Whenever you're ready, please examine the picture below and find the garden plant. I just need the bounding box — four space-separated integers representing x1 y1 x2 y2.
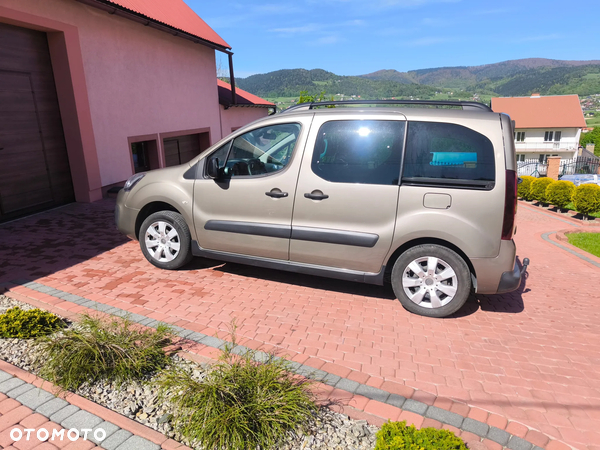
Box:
518 175 535 200
375 420 467 450
529 177 555 204
0 307 64 339
156 339 317 450
545 180 575 211
35 313 172 391
571 184 600 219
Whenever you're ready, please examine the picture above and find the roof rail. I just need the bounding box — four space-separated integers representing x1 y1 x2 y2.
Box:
280 99 492 113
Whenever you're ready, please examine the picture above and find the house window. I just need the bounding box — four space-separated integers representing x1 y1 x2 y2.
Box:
554 131 561 142
544 131 554 142
515 131 525 142
131 141 158 173
517 154 525 162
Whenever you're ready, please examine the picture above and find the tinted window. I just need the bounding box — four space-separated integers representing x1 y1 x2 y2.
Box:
312 120 404 185
402 121 495 187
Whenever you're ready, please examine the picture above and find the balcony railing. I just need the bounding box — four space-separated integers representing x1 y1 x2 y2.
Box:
515 142 578 151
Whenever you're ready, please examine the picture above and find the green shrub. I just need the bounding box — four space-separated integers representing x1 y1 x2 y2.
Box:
36 314 172 391
572 184 600 217
0 307 64 339
529 177 555 203
518 175 536 200
156 342 317 450
545 180 575 210
375 421 467 450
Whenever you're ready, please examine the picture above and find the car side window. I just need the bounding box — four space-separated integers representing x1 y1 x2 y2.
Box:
215 124 301 177
402 121 495 188
311 120 405 185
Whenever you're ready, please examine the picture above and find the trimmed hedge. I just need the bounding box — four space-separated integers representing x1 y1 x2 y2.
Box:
518 175 536 200
545 180 575 210
529 177 555 203
0 307 64 338
572 184 600 217
375 421 467 450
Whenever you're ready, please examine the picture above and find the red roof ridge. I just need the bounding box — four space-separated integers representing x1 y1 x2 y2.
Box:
97 0 230 49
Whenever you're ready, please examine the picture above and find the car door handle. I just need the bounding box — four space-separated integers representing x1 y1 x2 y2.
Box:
265 189 288 198
304 192 329 200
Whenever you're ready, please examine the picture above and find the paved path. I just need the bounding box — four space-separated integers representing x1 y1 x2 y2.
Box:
1 200 599 450
0 363 186 450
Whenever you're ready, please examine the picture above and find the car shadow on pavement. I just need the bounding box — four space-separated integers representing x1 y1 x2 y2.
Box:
186 258 398 300
451 256 529 317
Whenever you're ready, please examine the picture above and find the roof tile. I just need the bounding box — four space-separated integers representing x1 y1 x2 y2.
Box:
491 95 585 129
104 0 230 49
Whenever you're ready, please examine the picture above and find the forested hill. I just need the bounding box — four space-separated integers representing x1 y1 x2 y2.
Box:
236 68 440 99
234 59 600 100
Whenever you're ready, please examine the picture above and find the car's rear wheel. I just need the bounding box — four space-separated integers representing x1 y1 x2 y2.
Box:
391 244 471 318
139 211 193 270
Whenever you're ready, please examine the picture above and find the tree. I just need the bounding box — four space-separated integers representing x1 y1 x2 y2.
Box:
580 128 600 156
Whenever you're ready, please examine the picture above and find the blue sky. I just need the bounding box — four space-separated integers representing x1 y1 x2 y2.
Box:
187 0 600 78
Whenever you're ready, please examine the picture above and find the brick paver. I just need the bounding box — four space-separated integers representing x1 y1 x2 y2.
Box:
1 199 599 449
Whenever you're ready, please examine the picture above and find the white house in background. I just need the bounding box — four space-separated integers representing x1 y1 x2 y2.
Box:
491 94 586 162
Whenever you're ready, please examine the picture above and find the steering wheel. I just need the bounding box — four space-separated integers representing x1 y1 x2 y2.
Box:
247 158 266 175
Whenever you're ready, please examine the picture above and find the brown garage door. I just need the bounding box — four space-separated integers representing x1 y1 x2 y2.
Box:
164 133 209 167
0 22 74 223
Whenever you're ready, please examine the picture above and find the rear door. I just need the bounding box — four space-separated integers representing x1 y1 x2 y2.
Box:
290 115 406 273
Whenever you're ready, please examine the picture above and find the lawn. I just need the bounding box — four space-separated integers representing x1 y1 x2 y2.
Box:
564 202 600 218
567 232 600 257
585 116 600 128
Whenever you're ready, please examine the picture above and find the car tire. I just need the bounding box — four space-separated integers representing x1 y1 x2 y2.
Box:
391 244 471 318
139 211 193 270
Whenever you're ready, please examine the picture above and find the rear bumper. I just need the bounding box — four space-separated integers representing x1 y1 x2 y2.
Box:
497 258 529 294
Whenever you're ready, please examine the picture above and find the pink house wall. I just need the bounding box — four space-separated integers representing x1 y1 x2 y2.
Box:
1 0 223 190
219 106 270 138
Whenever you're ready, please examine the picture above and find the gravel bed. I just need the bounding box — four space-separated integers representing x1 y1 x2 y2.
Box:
0 294 378 450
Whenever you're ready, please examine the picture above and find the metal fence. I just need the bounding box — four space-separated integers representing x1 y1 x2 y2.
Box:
517 156 600 178
559 157 600 177
517 159 547 177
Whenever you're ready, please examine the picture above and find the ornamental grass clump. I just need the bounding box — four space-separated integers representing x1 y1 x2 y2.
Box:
0 307 65 339
545 180 575 211
529 177 555 204
571 184 600 219
36 313 172 391
518 175 535 200
375 421 467 450
155 341 317 450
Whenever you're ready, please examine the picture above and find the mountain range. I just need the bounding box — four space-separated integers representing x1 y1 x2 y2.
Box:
235 58 600 101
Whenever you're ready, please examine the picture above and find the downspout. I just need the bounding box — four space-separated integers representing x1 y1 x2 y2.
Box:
226 51 236 106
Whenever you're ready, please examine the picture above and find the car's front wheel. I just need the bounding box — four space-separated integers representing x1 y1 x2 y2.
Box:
139 211 193 270
391 244 471 318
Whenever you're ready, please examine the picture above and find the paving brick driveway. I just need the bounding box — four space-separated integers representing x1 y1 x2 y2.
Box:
1 200 599 450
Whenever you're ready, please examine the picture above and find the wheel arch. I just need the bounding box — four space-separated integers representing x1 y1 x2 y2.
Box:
135 201 182 240
384 238 477 289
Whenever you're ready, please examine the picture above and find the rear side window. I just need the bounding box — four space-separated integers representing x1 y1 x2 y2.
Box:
312 120 405 185
402 121 495 189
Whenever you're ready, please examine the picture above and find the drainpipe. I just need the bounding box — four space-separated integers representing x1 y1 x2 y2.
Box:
226 51 236 106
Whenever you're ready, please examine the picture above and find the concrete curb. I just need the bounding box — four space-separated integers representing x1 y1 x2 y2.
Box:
0 361 192 450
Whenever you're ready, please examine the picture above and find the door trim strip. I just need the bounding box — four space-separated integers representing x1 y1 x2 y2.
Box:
204 220 379 248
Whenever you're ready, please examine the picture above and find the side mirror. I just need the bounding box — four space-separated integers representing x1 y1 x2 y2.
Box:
207 158 220 179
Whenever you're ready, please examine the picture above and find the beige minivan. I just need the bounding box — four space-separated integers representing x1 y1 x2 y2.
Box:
115 100 528 318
